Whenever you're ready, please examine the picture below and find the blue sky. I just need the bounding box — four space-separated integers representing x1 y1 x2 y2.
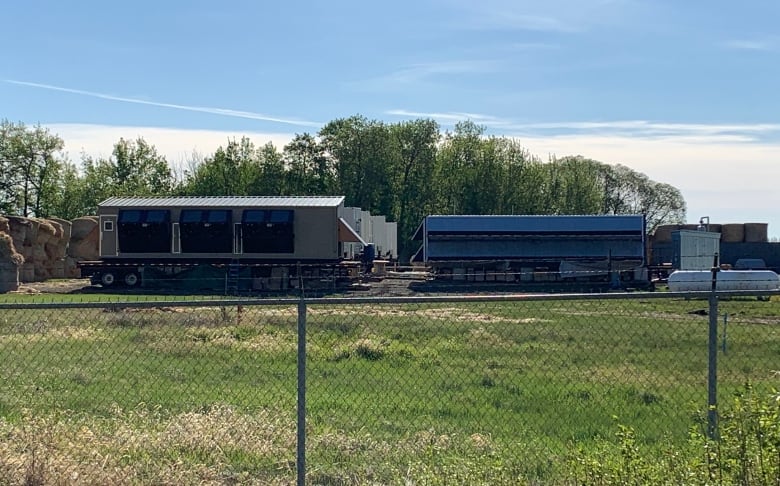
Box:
2 0 779 237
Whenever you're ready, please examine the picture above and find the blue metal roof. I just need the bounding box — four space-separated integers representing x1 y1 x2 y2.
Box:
99 196 346 208
422 215 645 235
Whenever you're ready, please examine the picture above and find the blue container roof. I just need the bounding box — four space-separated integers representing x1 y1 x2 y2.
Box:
412 215 645 239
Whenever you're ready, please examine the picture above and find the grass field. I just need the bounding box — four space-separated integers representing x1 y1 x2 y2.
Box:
0 293 778 483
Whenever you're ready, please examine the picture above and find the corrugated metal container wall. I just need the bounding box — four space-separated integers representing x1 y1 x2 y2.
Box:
386 222 398 260
371 215 388 257
338 206 364 259
672 230 721 270
421 215 646 262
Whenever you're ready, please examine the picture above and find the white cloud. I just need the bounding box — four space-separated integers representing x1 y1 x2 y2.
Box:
386 109 504 124
468 11 577 33
51 124 295 171
387 110 780 142
722 38 778 51
5 80 322 128
355 60 500 90
438 0 642 33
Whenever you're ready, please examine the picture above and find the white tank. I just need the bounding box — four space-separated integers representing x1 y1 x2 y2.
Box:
667 270 780 292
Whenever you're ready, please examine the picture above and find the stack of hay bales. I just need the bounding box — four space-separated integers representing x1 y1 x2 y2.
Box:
3 216 72 282
0 216 25 292
32 218 58 281
66 216 99 277
6 216 35 282
50 218 73 278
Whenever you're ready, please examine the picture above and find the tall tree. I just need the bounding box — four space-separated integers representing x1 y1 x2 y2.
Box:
182 137 259 195
552 156 604 214
595 162 686 232
251 142 286 195
319 115 394 214
46 161 90 220
435 121 487 214
283 133 334 195
110 137 173 195
495 138 547 214
388 119 440 259
78 137 173 213
0 120 66 217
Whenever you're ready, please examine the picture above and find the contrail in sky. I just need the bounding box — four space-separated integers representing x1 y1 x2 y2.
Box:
5 79 322 128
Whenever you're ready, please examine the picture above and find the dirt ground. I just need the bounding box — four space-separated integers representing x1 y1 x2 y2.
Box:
11 276 425 297
14 278 94 294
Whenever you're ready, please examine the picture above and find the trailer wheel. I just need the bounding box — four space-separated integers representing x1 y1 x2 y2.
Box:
100 272 116 287
123 272 140 287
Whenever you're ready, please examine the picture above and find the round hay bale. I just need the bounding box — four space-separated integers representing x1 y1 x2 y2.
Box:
721 224 745 243
653 224 679 242
68 238 99 260
68 217 99 259
71 216 98 241
34 219 56 246
706 223 722 234
43 220 67 260
744 223 768 243
50 217 72 241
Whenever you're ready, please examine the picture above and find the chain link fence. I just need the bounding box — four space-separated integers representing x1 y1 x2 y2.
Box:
1 291 779 484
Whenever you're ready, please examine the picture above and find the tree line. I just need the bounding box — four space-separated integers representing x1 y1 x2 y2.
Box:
0 116 686 260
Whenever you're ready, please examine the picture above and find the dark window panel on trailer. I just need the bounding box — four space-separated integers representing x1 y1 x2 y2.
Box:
242 209 295 253
179 209 233 253
117 209 171 253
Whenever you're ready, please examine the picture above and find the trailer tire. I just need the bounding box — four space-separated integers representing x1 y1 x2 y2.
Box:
124 272 140 287
101 272 116 287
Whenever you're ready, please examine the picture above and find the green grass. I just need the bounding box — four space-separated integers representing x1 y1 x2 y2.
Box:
0 295 778 483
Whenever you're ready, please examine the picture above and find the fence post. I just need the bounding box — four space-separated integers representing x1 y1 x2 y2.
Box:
297 298 307 485
707 258 719 439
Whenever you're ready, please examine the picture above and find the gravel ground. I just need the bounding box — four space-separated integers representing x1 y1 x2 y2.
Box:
14 278 94 294
11 276 425 297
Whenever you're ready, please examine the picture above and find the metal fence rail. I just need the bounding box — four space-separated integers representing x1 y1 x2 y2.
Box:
0 291 778 484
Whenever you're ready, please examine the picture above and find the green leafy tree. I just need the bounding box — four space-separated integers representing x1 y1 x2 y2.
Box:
388 119 440 259
283 133 334 195
79 137 173 213
182 137 260 195
46 161 90 220
551 156 604 214
0 120 66 217
320 115 394 215
595 162 686 232
435 121 487 214
495 138 547 214
251 142 286 195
